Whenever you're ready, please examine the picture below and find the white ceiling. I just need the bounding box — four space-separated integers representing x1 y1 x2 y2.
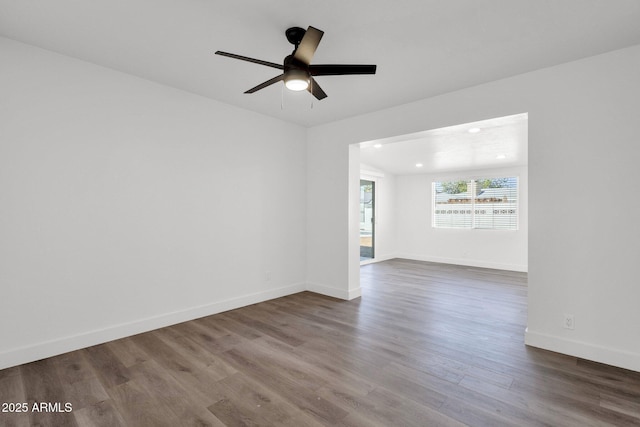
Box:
360 113 527 175
1 1 640 127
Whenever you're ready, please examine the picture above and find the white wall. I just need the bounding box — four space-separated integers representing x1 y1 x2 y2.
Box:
2 35 639 373
0 38 307 369
395 166 528 272
307 44 640 372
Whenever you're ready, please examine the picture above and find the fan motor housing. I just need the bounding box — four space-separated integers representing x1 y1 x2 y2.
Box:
283 55 310 86
284 55 307 72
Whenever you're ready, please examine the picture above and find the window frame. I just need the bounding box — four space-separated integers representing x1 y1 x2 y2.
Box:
431 175 519 231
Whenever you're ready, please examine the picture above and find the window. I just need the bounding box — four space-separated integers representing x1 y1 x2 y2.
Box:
432 177 518 230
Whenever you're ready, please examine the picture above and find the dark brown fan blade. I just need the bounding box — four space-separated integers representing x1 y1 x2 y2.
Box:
293 26 324 65
308 77 327 100
309 64 377 76
244 75 284 94
215 51 284 70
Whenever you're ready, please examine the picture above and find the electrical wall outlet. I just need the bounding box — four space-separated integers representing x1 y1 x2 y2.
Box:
563 313 575 330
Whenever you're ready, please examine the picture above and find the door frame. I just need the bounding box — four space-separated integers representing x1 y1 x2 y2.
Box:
359 176 377 263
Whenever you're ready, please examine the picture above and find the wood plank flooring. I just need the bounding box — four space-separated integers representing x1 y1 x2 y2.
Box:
2 258 640 426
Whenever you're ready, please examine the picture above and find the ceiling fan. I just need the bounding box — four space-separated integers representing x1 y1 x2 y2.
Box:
215 26 376 100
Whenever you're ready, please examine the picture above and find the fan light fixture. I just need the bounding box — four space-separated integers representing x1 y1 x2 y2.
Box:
284 69 310 91
215 26 377 100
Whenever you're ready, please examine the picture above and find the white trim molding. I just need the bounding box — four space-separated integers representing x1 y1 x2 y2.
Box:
305 282 361 301
0 282 305 371
525 328 640 373
0 281 366 370
396 253 528 273
360 254 396 266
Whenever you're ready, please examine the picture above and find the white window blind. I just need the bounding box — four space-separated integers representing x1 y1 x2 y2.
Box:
432 177 518 230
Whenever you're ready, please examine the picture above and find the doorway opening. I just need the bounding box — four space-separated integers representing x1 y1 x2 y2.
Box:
356 112 528 272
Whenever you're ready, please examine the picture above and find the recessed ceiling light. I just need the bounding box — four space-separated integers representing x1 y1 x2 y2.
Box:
416 163 423 168
496 154 506 159
374 143 382 148
468 127 481 134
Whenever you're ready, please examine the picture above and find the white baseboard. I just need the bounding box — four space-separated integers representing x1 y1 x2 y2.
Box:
360 254 395 266
348 287 362 300
396 253 528 272
525 328 640 373
0 282 305 371
305 282 361 300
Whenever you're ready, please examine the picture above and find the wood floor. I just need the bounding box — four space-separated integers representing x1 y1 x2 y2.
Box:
2 259 640 426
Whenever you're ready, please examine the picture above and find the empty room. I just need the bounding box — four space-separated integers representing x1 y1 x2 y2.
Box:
1 1 640 426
